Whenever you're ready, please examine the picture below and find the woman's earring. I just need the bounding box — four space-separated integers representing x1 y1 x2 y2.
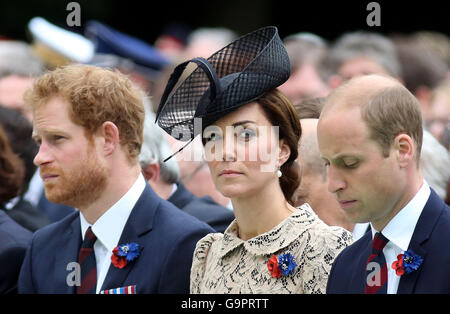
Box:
277 169 282 178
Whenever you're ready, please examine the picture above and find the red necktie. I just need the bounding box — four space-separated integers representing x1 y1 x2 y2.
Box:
77 227 97 294
365 232 389 294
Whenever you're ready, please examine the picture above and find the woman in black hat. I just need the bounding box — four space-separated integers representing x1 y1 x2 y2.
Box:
156 26 352 293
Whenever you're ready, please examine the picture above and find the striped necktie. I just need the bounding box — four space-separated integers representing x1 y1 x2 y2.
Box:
77 227 97 294
365 232 389 294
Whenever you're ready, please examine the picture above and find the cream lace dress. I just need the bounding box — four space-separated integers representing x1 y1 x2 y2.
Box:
190 203 353 294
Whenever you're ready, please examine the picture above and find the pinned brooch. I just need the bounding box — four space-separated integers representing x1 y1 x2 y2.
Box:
391 249 423 276
111 243 141 269
267 253 297 278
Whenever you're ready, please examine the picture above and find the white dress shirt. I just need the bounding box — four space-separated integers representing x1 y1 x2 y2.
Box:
352 222 370 241
79 173 146 294
370 180 430 294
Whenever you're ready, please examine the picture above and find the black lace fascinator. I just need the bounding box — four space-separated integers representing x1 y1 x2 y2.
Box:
155 26 291 160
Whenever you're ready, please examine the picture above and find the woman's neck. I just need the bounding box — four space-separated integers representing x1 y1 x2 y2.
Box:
231 182 295 241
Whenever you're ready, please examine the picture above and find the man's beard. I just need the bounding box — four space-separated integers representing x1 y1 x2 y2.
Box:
41 153 108 209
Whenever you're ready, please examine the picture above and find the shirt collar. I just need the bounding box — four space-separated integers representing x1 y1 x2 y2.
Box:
168 183 178 198
80 173 146 251
371 180 431 251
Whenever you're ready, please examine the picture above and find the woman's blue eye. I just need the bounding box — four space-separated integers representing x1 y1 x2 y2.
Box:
237 129 256 141
205 132 221 142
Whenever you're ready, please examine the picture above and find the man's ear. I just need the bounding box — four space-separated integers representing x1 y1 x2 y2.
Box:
393 133 415 168
279 139 291 167
101 121 120 157
142 163 160 182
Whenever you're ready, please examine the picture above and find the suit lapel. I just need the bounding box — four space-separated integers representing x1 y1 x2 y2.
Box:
350 234 372 293
54 213 81 293
99 221 140 291
100 184 159 292
396 239 427 294
397 189 444 294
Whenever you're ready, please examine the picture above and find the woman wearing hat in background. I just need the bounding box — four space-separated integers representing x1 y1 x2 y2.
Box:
156 26 353 293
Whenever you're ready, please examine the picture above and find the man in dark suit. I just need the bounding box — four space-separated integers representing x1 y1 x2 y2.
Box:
18 64 213 294
1 203 32 294
318 74 450 294
139 108 234 233
167 182 233 233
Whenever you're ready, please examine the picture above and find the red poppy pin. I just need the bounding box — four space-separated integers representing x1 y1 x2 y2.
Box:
111 242 141 269
391 249 423 276
267 253 297 278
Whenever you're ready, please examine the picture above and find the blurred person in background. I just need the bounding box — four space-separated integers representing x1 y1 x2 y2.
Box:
1 36 78 223
295 118 355 233
420 129 450 201
84 19 169 94
0 106 50 231
0 125 32 294
139 105 234 233
325 31 402 88
0 40 45 121
392 36 448 129
153 22 191 61
292 96 324 120
168 136 233 208
405 31 450 148
181 27 238 63
409 31 450 77
428 79 450 149
279 32 330 104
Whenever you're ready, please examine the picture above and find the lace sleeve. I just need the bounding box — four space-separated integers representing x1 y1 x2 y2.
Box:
299 225 353 294
190 233 222 294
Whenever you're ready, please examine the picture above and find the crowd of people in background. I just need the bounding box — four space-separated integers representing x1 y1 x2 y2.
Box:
0 16 449 294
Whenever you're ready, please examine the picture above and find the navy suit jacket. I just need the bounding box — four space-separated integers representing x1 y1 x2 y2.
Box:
168 182 234 233
0 210 32 294
327 189 450 294
3 197 50 232
18 184 214 294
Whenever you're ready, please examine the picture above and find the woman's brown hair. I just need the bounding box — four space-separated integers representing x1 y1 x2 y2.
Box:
257 89 302 205
0 125 25 204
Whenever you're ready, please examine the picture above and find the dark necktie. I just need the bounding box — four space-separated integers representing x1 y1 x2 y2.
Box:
77 226 97 294
365 232 389 294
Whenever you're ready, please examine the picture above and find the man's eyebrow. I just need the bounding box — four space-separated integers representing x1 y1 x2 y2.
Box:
32 128 70 139
320 154 361 163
